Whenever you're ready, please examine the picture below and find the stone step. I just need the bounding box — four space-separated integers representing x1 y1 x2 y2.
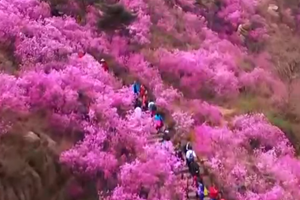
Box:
187 191 196 199
187 192 210 200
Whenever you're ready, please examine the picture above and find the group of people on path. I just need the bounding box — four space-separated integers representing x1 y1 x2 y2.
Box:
78 57 227 200
132 81 226 200
133 81 165 131
180 142 226 200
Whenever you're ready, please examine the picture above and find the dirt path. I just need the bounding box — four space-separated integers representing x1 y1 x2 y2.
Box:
169 102 237 199
147 132 210 200
216 106 236 127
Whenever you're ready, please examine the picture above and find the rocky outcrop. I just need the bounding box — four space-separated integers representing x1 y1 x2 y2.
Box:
0 131 70 200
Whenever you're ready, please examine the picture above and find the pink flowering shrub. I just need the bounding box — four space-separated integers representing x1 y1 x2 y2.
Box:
218 0 258 26
194 114 299 199
154 35 243 98
189 100 223 125
148 0 206 45
109 145 186 200
0 56 130 134
172 111 194 135
119 0 152 44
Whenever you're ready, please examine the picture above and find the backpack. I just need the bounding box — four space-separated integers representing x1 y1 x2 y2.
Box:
187 150 195 161
133 84 139 93
204 187 208 196
197 183 204 196
190 161 199 174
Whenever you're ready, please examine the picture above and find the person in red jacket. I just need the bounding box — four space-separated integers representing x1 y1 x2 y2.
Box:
100 58 108 72
209 184 218 200
140 84 146 97
141 91 148 111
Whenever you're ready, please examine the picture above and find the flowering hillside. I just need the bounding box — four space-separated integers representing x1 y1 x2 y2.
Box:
0 0 300 199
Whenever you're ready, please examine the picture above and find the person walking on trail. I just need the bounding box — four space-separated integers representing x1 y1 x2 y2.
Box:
100 58 108 72
155 118 163 131
140 84 146 97
154 113 164 131
134 106 142 118
133 81 140 96
190 160 200 177
209 184 219 200
189 160 200 186
148 100 157 116
141 91 148 111
197 180 208 200
161 129 171 142
186 145 196 169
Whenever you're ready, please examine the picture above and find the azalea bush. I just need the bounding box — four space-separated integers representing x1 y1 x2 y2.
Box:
154 36 243 99
194 114 299 200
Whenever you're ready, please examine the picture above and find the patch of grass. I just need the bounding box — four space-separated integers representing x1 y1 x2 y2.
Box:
266 111 293 133
235 92 296 141
236 93 293 132
236 94 261 113
265 110 300 153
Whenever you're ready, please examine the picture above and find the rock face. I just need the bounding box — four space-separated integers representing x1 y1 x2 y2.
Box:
0 132 70 200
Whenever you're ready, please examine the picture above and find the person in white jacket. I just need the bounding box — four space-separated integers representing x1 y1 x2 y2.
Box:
134 106 142 118
186 145 196 170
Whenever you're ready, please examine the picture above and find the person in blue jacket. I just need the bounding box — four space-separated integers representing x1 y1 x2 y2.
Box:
197 181 207 200
154 113 163 121
154 113 164 130
133 81 140 95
